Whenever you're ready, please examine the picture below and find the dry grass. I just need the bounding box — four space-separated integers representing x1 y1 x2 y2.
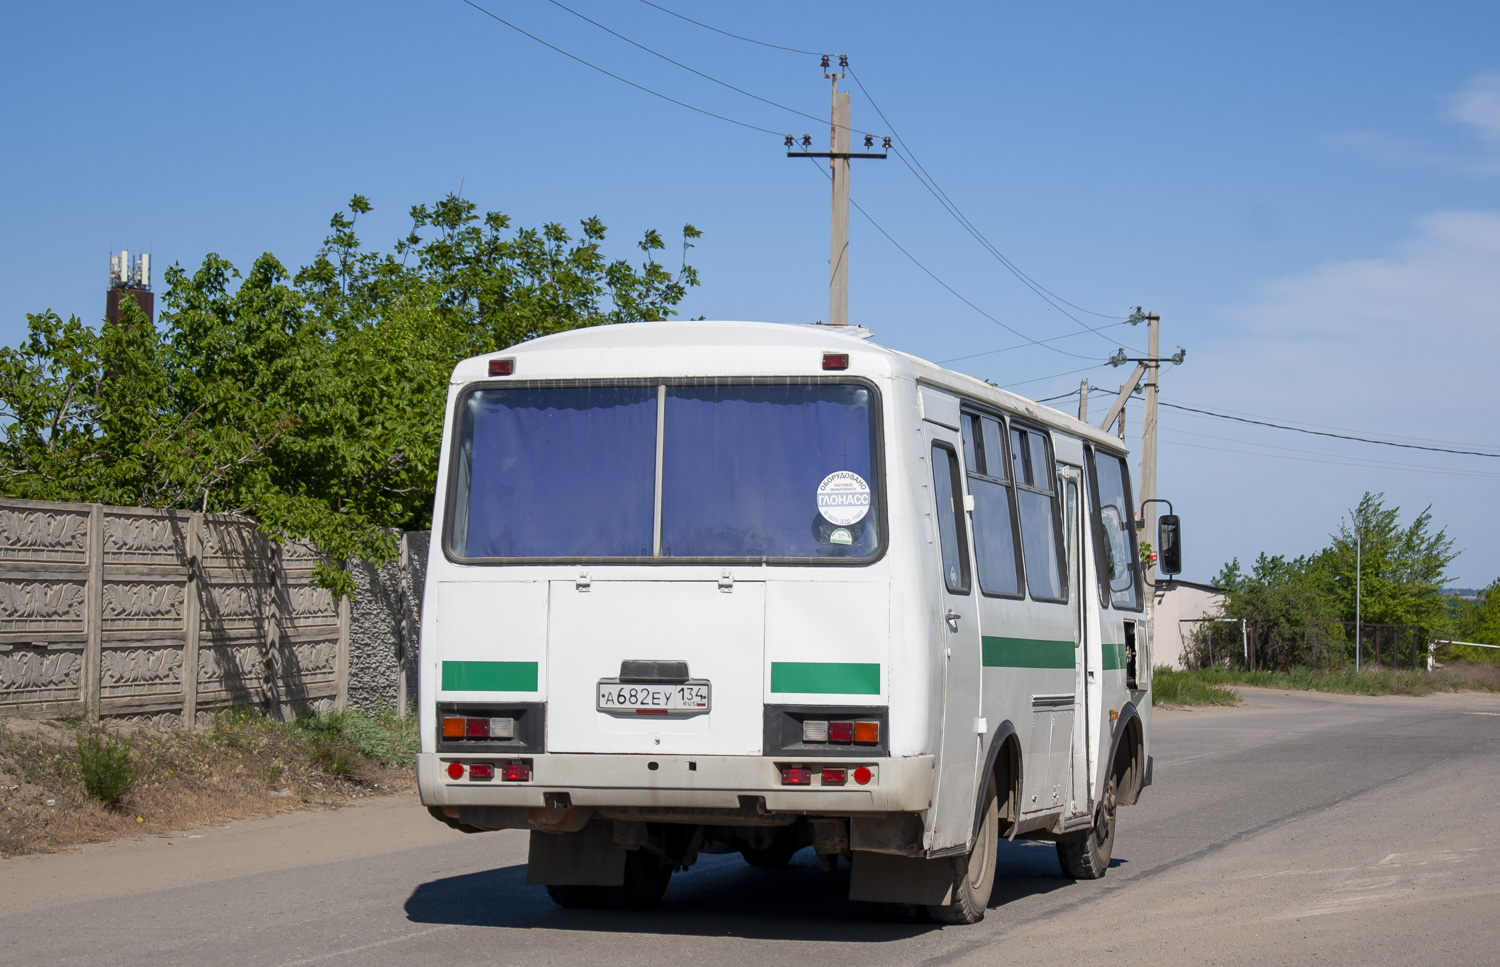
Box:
0 709 416 858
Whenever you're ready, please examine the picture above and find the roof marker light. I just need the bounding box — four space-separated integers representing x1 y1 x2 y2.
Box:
489 358 515 376
822 352 849 371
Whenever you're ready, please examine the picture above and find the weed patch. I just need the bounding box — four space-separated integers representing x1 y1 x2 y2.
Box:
0 708 416 858
1152 668 1240 706
1163 662 1500 698
76 728 135 807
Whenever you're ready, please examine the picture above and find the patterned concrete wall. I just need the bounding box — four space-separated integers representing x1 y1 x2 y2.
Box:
0 498 348 725
347 532 427 715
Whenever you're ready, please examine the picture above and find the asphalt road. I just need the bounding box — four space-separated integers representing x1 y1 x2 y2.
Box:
4 687 1500 967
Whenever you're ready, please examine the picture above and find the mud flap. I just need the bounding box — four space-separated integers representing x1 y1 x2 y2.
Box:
526 824 627 886
848 851 955 905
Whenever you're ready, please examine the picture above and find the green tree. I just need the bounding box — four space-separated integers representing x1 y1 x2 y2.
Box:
0 194 701 593
1313 492 1457 632
1211 553 1342 669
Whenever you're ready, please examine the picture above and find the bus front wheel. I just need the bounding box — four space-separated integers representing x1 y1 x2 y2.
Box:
1057 775 1116 879
928 775 999 924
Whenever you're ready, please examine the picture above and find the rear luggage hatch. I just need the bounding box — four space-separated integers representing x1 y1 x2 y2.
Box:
545 579 765 756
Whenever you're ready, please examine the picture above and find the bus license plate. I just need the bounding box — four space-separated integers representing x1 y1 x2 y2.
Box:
597 681 710 714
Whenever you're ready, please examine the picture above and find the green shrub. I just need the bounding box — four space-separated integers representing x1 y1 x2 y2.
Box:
76 728 135 807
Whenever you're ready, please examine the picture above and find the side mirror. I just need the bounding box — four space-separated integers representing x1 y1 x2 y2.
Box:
1157 514 1182 576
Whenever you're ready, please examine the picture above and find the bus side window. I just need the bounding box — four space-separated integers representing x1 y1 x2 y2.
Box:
931 443 971 594
963 412 1022 597
1087 448 1142 611
1010 424 1067 603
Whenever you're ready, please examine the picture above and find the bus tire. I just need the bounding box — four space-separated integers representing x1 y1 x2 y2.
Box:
545 884 605 908
928 775 999 924
601 849 674 910
741 835 803 869
1057 775 1116 880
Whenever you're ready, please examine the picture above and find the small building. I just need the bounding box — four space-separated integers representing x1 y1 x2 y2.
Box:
1151 579 1227 670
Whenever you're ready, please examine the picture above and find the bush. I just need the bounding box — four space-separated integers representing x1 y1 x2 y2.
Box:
76 728 135 807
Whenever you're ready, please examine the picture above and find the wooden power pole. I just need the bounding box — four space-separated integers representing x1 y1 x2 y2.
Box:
785 56 887 327
1098 312 1184 582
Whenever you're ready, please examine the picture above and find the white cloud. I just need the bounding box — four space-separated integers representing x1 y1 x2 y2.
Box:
1234 210 1500 342
1331 69 1500 174
1448 71 1500 143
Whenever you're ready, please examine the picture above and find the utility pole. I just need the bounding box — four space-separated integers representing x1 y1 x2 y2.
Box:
1140 313 1161 569
1078 380 1089 422
1098 310 1185 582
785 55 887 327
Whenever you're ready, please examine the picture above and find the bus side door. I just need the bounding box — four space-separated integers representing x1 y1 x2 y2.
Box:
921 388 983 852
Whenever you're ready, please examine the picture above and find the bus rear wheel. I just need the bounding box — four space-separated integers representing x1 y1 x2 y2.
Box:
1057 775 1116 880
928 775 999 924
544 849 674 910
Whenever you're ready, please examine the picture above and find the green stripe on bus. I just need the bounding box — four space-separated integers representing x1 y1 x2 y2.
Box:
441 661 539 692
770 662 881 695
1103 643 1127 670
981 636 1075 669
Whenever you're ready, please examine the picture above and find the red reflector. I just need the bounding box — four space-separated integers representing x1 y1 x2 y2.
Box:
828 721 854 743
465 718 488 737
781 767 813 786
853 766 872 785
821 768 847 785
854 720 880 744
500 764 532 782
488 358 515 376
822 352 849 371
635 709 669 716
469 763 495 780
446 762 464 780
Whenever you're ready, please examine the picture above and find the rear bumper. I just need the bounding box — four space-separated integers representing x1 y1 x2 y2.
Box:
417 752 935 814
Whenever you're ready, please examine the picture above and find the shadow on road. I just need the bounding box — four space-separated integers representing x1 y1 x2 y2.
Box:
405 839 1078 940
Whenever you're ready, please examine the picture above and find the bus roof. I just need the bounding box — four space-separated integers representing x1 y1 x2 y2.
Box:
455 320 1128 454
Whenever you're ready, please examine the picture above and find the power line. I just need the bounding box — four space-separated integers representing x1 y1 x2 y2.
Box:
800 157 1103 361
845 64 1143 351
634 0 822 56
1161 437 1500 479
1165 397 1490 450
1158 400 1500 458
455 0 784 136
539 0 873 137
617 1 1137 347
1001 364 1109 390
1161 425 1500 478
937 329 1110 364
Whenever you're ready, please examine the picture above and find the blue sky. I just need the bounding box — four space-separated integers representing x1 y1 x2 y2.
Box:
5 1 1499 586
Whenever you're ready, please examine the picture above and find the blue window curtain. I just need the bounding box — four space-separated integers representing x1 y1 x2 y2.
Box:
661 384 877 558
458 386 657 557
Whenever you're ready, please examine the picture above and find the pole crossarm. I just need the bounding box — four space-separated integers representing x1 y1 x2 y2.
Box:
1096 361 1147 432
786 151 889 159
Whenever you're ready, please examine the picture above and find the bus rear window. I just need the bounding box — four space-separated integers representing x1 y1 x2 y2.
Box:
448 382 881 562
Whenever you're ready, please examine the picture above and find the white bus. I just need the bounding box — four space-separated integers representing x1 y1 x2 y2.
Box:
418 320 1170 923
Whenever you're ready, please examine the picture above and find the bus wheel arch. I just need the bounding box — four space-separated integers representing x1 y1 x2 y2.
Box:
972 725 1022 842
1110 706 1145 807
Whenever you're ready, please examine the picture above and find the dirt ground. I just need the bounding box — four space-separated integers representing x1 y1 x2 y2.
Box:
0 714 414 858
